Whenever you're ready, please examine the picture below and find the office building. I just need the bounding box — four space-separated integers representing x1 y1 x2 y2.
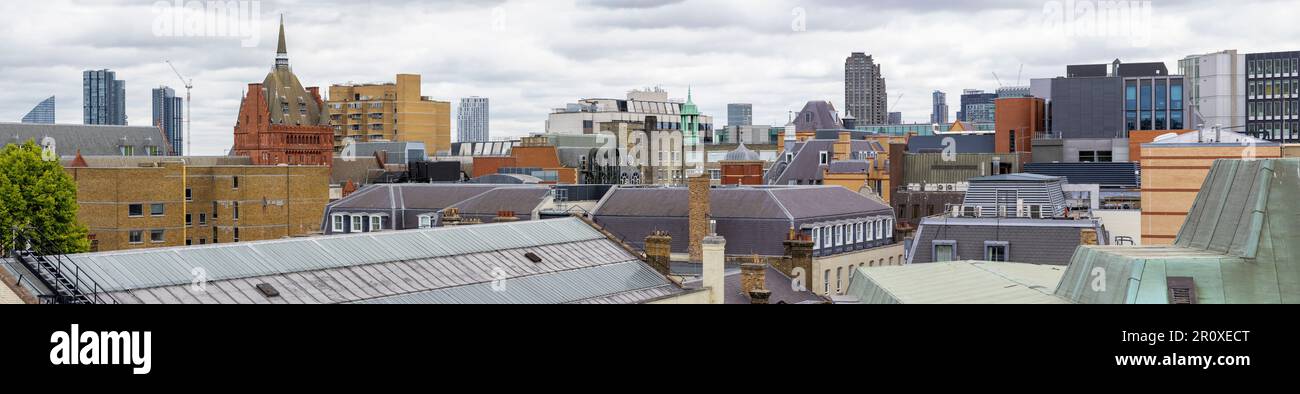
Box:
20 96 55 124
456 96 490 143
931 90 948 125
1046 60 1184 139
152 86 184 155
231 18 334 166
1245 51 1300 142
1178 50 1246 131
83 69 127 125
888 112 902 125
727 103 752 127
545 88 714 136
844 52 888 124
326 74 452 154
61 155 330 252
958 89 996 123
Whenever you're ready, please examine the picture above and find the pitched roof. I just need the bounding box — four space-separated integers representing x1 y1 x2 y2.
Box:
842 261 1068 304
64 218 681 304
1055 159 1300 304
970 173 1062 182
592 185 890 221
1 122 170 157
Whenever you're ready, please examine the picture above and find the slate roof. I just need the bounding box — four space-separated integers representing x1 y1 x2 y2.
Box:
792 101 843 131
766 139 883 184
56 218 683 304
592 185 894 256
322 184 554 232
909 217 1107 265
1 122 171 157
680 264 827 304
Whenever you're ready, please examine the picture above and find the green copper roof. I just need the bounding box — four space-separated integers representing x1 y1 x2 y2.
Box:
680 87 700 116
1056 159 1300 304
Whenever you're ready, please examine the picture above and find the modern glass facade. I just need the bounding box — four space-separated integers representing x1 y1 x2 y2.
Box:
152 87 183 155
83 69 127 125
726 103 752 127
457 96 490 143
21 96 55 124
1124 76 1184 131
1245 51 1300 142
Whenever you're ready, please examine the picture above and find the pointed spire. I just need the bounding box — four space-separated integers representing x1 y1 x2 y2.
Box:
275 14 289 68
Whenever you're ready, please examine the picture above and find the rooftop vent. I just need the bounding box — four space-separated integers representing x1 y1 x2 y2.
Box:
255 283 281 298
1167 277 1197 304
524 252 543 263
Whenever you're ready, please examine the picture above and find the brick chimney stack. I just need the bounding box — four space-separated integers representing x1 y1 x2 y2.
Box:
688 174 711 262
442 208 463 226
778 228 815 292
741 255 770 305
495 210 520 223
644 231 672 276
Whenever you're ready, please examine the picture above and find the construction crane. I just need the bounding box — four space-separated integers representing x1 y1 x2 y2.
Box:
166 61 193 156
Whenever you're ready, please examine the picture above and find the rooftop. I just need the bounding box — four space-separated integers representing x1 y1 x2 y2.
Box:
41 218 683 304
841 261 1067 304
1056 159 1300 304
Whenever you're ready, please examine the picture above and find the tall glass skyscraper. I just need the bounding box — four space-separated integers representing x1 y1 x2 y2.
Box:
727 103 752 127
931 90 948 125
457 97 490 143
152 86 184 155
83 69 127 125
21 96 55 124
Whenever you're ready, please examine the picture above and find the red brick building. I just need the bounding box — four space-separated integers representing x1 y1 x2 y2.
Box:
994 97 1045 154
232 18 333 167
719 143 764 185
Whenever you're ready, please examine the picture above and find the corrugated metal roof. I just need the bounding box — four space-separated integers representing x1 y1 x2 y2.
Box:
1023 162 1141 188
843 261 1068 304
72 218 608 292
89 218 683 304
355 262 674 304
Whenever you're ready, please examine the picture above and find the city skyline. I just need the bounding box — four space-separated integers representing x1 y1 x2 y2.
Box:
2 0 1299 155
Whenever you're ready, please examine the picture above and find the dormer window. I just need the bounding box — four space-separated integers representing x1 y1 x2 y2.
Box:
819 151 829 165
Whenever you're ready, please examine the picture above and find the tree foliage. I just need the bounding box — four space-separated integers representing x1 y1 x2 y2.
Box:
0 140 89 255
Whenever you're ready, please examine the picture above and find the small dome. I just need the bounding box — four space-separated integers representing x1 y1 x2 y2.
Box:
723 142 761 161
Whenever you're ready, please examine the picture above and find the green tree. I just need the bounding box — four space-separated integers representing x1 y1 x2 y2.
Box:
0 140 89 255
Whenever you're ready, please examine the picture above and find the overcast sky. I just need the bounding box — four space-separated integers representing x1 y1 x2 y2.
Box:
2 0 1297 155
